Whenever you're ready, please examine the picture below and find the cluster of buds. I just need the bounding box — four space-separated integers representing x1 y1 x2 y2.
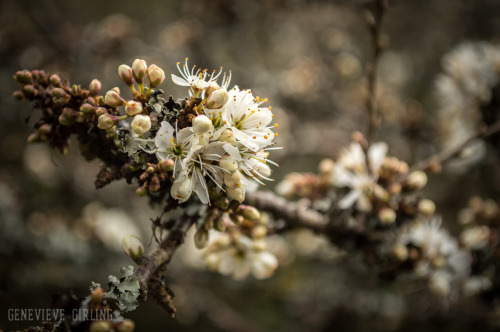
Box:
97 59 166 135
458 196 498 251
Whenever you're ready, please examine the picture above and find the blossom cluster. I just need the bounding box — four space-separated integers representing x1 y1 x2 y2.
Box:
96 58 280 205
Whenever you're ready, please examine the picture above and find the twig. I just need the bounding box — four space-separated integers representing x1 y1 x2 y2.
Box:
244 191 328 232
132 214 196 302
365 0 388 143
408 120 500 174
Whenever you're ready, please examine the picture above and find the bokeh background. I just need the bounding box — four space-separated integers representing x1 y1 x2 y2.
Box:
1 0 500 331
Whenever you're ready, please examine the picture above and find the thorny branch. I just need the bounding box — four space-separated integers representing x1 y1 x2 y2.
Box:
364 0 388 143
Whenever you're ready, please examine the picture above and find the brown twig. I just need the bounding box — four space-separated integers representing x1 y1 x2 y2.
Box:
408 120 500 174
365 0 388 143
132 214 196 303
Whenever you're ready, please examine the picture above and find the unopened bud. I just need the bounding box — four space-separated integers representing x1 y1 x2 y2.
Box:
171 176 192 202
418 199 436 216
461 226 490 250
13 90 25 100
224 171 242 189
97 113 116 130
90 287 104 306
238 205 261 221
252 225 267 238
318 158 335 176
230 213 244 224
118 64 134 86
49 74 62 87
205 82 220 96
392 245 408 261
147 64 165 87
158 159 175 172
220 155 238 173
378 207 396 225
132 59 148 83
52 87 68 98
13 70 33 84
214 196 230 210
105 90 124 107
406 171 428 190
95 107 107 117
27 132 40 143
219 129 236 145
71 84 79 96
227 186 245 202
206 89 229 109
111 87 120 94
429 274 450 297
90 321 112 332
80 103 94 114
21 85 37 97
136 185 148 196
116 319 135 332
194 228 209 249
125 100 143 116
122 235 144 261
214 217 226 231
253 162 272 178
89 79 102 96
131 115 151 135
193 115 212 134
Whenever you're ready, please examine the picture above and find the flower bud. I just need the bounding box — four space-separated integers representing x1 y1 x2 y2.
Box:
97 113 116 130
220 155 238 173
136 185 148 196
49 74 62 87
214 196 230 210
125 100 143 116
122 235 144 262
147 64 165 88
90 321 112 332
105 90 125 107
171 176 192 202
252 225 267 238
59 108 79 126
90 287 104 306
13 70 33 84
224 171 242 189
253 162 272 178
118 64 134 86
95 107 107 117
392 245 408 261
229 213 244 224
219 129 236 146
193 115 212 134
89 79 102 96
22 85 37 98
205 82 220 96
111 87 120 94
194 228 209 249
418 199 436 216
80 103 94 114
131 115 152 135
428 274 450 296
206 89 229 109
378 208 396 225
158 159 175 172
13 90 25 100
406 171 428 190
227 186 245 202
132 59 147 83
238 205 261 221
214 217 226 232
52 87 68 98
116 319 135 332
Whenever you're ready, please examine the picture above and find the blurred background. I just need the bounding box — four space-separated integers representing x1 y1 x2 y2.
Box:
1 0 500 330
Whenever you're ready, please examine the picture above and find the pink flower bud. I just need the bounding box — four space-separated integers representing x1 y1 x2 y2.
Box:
147 64 165 88
125 100 143 116
158 159 175 172
89 79 102 96
52 87 68 98
132 59 147 83
49 74 62 87
97 113 116 130
206 89 229 109
104 90 124 107
118 64 134 86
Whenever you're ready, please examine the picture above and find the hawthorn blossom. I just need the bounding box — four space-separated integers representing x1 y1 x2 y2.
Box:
155 121 192 174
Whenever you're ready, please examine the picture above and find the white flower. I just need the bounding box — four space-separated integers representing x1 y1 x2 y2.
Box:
332 142 388 210
206 234 279 280
222 87 276 152
171 58 231 97
154 121 192 173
